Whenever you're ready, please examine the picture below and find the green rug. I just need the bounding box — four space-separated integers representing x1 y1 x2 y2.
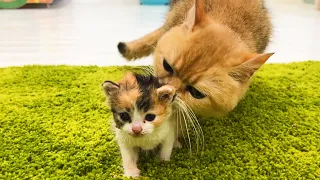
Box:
0 62 319 179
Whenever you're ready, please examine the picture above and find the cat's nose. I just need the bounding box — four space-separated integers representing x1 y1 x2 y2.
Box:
132 123 142 134
167 77 182 90
161 77 181 90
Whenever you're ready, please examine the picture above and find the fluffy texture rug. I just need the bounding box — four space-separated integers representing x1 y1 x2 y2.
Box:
1 62 320 179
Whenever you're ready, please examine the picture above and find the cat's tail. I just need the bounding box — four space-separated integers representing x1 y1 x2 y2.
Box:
117 26 166 60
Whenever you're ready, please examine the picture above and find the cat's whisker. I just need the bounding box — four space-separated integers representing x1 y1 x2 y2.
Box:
180 105 200 153
145 67 155 75
175 110 179 141
176 98 205 152
175 102 190 147
186 111 204 151
139 66 155 76
180 105 192 155
177 106 188 150
176 102 200 152
132 53 139 60
151 44 157 51
179 100 205 151
177 109 187 143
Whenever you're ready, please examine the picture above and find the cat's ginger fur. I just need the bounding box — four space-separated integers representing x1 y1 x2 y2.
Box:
118 0 273 117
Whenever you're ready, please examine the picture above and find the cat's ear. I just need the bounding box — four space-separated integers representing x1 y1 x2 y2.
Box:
157 85 176 104
229 53 274 82
102 81 120 96
183 0 205 31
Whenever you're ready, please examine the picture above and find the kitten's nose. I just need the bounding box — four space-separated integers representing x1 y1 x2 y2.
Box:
132 123 142 135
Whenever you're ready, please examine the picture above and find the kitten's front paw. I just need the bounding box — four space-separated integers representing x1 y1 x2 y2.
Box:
124 168 140 178
160 153 171 162
173 139 182 149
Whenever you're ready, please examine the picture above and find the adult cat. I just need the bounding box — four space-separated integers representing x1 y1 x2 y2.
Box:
118 0 273 117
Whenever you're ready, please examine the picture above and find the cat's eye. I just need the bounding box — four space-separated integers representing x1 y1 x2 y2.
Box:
186 85 206 99
163 59 174 75
119 112 131 122
145 114 156 121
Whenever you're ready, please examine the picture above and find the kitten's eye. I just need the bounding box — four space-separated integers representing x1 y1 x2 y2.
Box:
119 112 131 122
186 85 206 99
163 59 174 75
145 114 156 121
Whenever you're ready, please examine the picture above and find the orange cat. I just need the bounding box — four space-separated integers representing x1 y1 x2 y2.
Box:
118 0 273 117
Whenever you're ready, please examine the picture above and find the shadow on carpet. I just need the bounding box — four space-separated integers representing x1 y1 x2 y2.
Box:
0 61 319 179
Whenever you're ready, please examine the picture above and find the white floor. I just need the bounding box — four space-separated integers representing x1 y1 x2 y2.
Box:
0 0 319 67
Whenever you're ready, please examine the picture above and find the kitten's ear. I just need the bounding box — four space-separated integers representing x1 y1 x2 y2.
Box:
157 85 176 104
183 0 205 31
102 81 120 96
123 72 137 85
229 53 274 82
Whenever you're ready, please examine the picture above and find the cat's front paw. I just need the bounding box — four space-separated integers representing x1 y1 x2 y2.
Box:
124 167 140 178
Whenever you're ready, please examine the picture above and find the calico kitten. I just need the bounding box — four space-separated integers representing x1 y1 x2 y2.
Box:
117 0 273 117
102 73 181 178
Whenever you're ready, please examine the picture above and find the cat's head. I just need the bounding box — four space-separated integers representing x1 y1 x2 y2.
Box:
102 73 176 136
153 1 273 117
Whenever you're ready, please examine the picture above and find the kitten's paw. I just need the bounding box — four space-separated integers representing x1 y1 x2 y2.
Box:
160 154 171 162
160 156 171 162
124 168 140 178
174 140 182 149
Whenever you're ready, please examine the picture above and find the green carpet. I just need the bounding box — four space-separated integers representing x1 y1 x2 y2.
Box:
1 62 320 179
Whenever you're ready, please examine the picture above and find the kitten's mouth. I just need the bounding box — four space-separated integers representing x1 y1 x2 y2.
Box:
130 133 145 137
172 94 177 102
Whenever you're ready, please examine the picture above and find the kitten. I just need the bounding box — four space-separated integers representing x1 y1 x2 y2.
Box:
117 0 274 117
102 73 180 178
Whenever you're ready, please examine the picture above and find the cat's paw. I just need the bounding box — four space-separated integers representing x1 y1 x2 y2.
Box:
173 140 182 149
124 168 140 178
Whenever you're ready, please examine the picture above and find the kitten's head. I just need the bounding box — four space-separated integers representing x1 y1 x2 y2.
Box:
102 73 176 136
153 0 273 117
